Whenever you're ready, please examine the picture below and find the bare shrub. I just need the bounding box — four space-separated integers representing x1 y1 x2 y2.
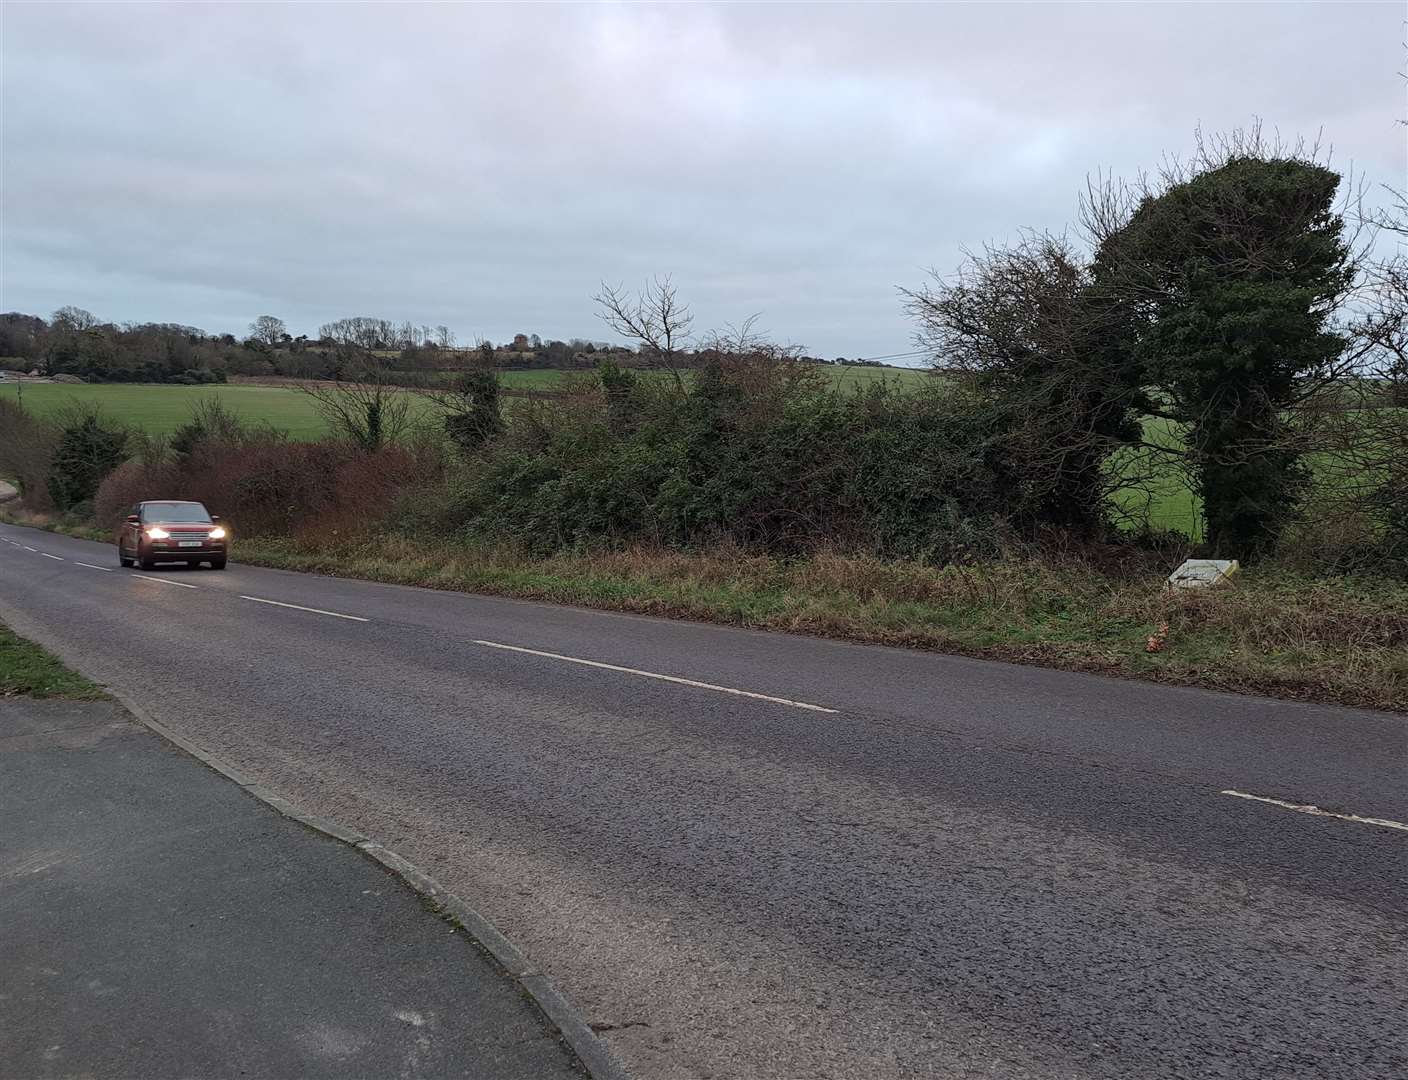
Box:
95 437 420 541
594 275 694 390
0 398 59 510
299 358 414 452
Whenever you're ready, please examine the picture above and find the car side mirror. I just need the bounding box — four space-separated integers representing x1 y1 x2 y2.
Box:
210 515 221 523
126 515 140 524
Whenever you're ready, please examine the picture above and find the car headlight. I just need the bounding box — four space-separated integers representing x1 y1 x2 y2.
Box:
208 527 226 540
146 527 169 539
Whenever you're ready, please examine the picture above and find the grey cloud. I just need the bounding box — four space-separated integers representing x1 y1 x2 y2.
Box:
2 2 1400 357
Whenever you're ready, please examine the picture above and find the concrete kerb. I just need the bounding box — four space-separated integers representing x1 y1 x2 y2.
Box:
102 684 632 1080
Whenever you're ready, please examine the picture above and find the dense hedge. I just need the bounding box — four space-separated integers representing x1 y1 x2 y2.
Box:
405 361 1041 561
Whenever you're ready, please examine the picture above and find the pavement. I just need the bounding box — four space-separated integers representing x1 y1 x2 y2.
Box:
0 521 1405 1080
0 695 583 1080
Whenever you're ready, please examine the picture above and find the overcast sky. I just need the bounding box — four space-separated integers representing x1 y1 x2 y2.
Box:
2 2 1402 360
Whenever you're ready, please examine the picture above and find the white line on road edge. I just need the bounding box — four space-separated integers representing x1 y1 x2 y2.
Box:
22 545 36 551
76 562 115 572
239 595 370 622
132 574 199 589
1220 790 1408 833
473 639 839 713
41 553 63 561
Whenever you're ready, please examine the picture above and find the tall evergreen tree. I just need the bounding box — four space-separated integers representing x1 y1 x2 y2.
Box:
1095 155 1351 557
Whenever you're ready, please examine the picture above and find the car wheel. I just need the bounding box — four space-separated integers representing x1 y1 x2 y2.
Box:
138 552 156 570
118 545 134 568
210 558 227 570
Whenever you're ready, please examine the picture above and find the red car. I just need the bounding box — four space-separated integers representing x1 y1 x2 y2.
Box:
118 500 228 570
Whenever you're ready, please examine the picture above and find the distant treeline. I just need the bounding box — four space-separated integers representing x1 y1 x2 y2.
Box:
0 308 852 386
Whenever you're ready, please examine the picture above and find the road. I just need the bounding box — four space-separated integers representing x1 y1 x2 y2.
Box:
1 521 1404 1080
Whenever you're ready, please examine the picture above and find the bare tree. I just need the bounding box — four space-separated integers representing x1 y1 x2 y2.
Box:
902 232 1154 536
594 275 694 389
51 306 99 332
1289 189 1408 564
0 397 60 509
248 315 287 347
298 357 413 452
319 317 396 351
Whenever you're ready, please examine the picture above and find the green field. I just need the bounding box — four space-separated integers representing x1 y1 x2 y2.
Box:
0 365 934 435
1111 418 1202 539
0 382 336 439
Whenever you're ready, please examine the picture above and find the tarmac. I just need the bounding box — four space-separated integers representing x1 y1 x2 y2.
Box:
0 696 585 1079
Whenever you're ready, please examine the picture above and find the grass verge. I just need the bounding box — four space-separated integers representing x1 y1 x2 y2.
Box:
4 508 1403 712
0 622 105 699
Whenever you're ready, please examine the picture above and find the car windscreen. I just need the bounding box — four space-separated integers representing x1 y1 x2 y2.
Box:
143 503 211 523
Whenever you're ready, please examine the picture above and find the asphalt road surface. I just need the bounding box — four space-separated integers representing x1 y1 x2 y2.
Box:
2 522 1404 1080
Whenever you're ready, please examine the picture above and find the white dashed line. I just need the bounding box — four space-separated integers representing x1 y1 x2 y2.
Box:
22 545 36 552
41 553 63 561
76 562 115 573
132 574 199 589
1220 790 1408 833
472 639 839 713
239 595 369 622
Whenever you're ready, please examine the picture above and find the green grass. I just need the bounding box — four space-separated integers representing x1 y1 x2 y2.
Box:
0 365 935 437
1110 417 1202 539
0 382 336 439
825 364 933 390
498 369 587 389
0 622 106 699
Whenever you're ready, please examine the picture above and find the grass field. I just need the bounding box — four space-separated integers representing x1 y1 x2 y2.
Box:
1111 418 1202 539
0 382 336 439
0 365 934 440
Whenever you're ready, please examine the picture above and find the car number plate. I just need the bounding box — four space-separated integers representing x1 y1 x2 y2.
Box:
178 540 202 548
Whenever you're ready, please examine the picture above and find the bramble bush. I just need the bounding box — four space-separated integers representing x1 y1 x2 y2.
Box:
95 402 424 538
406 357 1030 561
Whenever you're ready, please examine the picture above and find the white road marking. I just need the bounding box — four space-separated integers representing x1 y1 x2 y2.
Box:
41 553 63 561
22 545 36 551
132 574 199 589
1220 790 1408 833
76 562 114 573
472 639 839 713
239 595 370 622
